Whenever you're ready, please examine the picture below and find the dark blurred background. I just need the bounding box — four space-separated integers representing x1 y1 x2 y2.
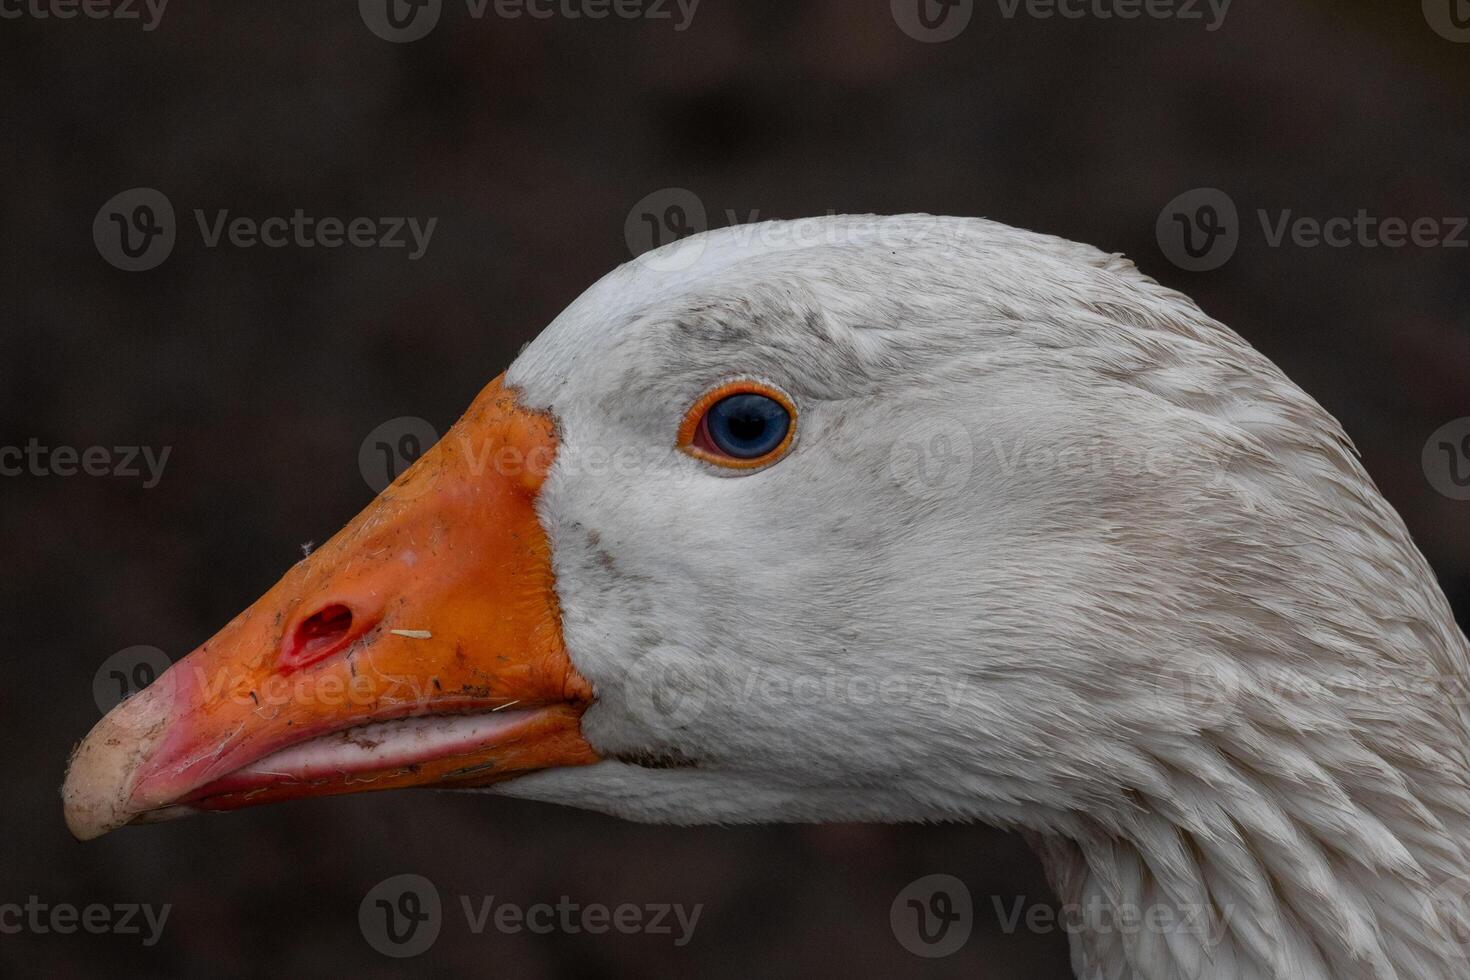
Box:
2 1 1467 976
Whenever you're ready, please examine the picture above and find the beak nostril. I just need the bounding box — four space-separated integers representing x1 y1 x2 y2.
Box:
280 604 357 671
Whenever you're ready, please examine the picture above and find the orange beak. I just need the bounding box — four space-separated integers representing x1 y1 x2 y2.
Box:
62 376 599 840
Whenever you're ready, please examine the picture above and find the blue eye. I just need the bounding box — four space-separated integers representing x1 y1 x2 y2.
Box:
680 383 798 469
704 393 791 460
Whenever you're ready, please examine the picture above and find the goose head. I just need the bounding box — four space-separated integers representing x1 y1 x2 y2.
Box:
64 215 1470 978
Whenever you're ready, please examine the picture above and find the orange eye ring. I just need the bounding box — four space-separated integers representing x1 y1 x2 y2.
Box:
678 380 799 470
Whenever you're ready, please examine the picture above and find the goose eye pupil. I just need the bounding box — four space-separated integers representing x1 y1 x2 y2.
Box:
728 415 765 441
707 393 790 460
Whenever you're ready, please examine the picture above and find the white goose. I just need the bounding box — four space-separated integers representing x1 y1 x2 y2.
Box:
65 214 1470 980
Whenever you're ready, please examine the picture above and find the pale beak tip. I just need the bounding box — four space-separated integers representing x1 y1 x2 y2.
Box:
62 681 175 841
